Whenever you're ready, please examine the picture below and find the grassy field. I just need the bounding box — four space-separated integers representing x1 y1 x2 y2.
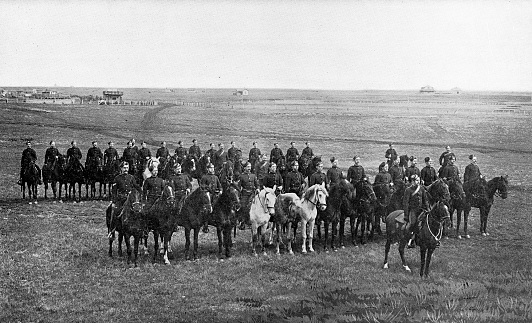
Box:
1 89 532 322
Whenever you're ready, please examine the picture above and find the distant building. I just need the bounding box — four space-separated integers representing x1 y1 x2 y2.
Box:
101 89 124 105
233 89 249 96
450 87 461 94
420 85 435 93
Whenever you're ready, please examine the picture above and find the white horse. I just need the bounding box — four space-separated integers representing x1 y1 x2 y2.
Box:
142 157 161 181
249 187 277 256
298 183 328 253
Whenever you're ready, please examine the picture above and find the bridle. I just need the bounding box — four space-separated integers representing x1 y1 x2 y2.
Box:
303 187 327 209
258 190 275 214
425 201 450 242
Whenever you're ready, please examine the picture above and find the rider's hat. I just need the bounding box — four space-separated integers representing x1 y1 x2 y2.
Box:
409 174 419 182
353 155 359 161
424 157 431 163
409 155 416 161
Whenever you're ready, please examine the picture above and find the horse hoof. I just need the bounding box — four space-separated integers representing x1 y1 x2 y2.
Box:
309 248 315 253
262 252 267 257
383 263 389 269
28 202 32 205
301 250 307 254
481 233 487 237
59 200 63 203
403 265 411 272
465 235 471 239
485 232 490 236
164 260 170 265
457 235 462 239
289 251 294 255
253 253 258 258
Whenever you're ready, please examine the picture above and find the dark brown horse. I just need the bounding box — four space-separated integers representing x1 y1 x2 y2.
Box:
85 156 105 199
106 189 144 267
316 179 355 251
176 188 213 260
463 176 508 236
208 183 241 259
383 201 450 277
65 158 85 201
352 179 377 244
21 160 40 202
103 157 120 199
373 181 393 234
443 178 467 238
42 155 66 200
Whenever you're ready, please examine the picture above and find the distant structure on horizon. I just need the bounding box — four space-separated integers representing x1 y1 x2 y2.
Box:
420 85 435 93
233 89 249 96
450 87 461 94
100 89 124 105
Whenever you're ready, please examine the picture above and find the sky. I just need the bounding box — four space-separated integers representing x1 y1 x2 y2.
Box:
1 0 531 91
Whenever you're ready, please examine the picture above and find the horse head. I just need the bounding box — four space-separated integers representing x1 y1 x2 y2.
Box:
199 189 213 214
303 184 328 211
259 187 277 215
163 185 175 205
129 189 143 214
227 183 241 212
496 175 509 199
430 201 451 229
445 178 466 200
354 180 376 203
428 179 450 204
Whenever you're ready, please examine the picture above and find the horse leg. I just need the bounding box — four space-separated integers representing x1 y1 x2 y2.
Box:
455 207 462 239
323 219 329 251
287 222 294 255
350 216 357 246
483 206 492 236
274 222 281 255
383 237 391 269
184 227 191 260
251 223 258 257
301 219 308 254
108 231 115 257
152 230 159 263
419 247 426 277
124 233 132 265
163 232 171 265
308 218 315 252
463 208 470 238
260 225 267 256
339 217 345 248
424 248 434 278
398 233 411 272
224 226 232 258
216 226 223 259
133 234 140 267
117 231 124 256
332 219 338 251
193 228 199 260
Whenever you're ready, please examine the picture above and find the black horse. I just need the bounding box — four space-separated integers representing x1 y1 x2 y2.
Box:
103 158 120 198
65 159 85 201
106 189 145 267
208 183 241 259
352 179 377 244
42 155 66 200
373 181 393 234
383 201 450 277
85 156 105 199
444 178 467 238
463 176 508 236
386 180 407 215
181 155 199 182
158 155 179 180
21 160 40 202
316 179 355 251
426 178 451 205
176 188 213 260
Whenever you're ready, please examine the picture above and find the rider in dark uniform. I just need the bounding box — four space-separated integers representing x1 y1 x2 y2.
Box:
464 154 482 183
301 142 314 160
438 146 456 177
286 142 299 164
104 141 119 166
374 162 392 186
227 141 239 163
326 157 342 187
66 141 82 170
248 142 261 173
166 163 192 213
86 141 103 167
385 143 398 168
388 158 405 186
213 143 228 174
254 154 269 188
238 162 259 230
404 156 421 183
309 161 327 188
420 157 437 186
111 161 141 215
142 166 165 209
439 155 461 182
270 143 284 166
188 139 202 161
263 162 283 195
45 141 61 165
284 161 305 197
19 141 40 185
175 141 188 160
199 163 222 233
156 141 169 160
122 141 137 176
206 143 216 161
347 155 366 185
403 174 430 248
138 141 152 172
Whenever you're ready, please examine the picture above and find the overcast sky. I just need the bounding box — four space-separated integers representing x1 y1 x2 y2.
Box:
1 0 531 91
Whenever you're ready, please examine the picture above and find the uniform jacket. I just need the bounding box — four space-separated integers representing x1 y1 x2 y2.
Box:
142 176 165 200
464 163 481 183
175 147 187 159
270 147 284 164
156 147 169 159
87 147 103 163
113 173 140 197
45 147 61 164
239 172 259 194
67 147 82 163
326 167 342 186
403 184 429 216
439 164 460 181
104 148 119 164
302 147 314 158
188 145 201 160
347 165 365 184
309 171 327 187
122 147 137 163
388 165 404 184
21 148 37 166
263 172 283 189
420 166 437 185
286 147 299 162
439 151 456 167
167 173 192 191
404 166 421 181
248 148 261 163
284 170 305 193
374 172 392 185
200 173 222 193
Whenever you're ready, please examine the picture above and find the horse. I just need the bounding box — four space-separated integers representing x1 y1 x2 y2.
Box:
352 179 378 244
42 155 65 200
141 157 160 184
297 155 311 178
106 189 145 267
144 184 178 264
275 156 289 180
305 156 322 181
386 180 407 215
426 178 451 205
21 160 40 202
103 157 120 198
181 155 198 181
217 161 234 191
463 176 508 236
443 178 467 238
399 154 410 169
65 158 85 201
197 154 212 179
316 179 355 251
273 192 301 255
209 183 241 259
158 154 179 180
85 156 105 199
249 187 277 256
383 201 450 277
176 188 213 260
373 181 393 234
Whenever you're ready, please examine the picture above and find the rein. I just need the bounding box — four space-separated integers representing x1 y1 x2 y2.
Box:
258 190 274 214
425 202 448 242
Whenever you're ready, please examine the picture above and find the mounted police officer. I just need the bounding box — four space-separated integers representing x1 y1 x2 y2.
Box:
374 162 392 186
142 165 165 209
347 155 366 185
86 141 103 167
156 141 169 160
138 141 152 172
227 141 239 163
385 143 398 168
439 155 460 182
284 160 306 197
309 161 327 188
188 139 202 161
206 143 216 161
66 141 82 170
326 157 342 187
122 141 137 176
218 159 234 191
248 141 261 173
403 174 429 248
44 140 61 166
111 161 141 216
213 143 228 174
286 142 299 164
438 145 456 177
388 158 405 187
420 157 437 186
404 156 421 183
200 163 222 233
166 163 192 213
254 154 269 188
270 143 284 165
104 141 119 166
19 141 41 185
301 142 314 160
464 154 482 183
175 141 187 161
263 162 283 195
238 162 259 230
